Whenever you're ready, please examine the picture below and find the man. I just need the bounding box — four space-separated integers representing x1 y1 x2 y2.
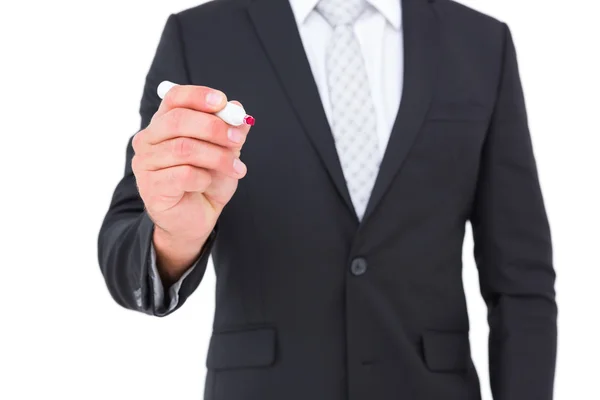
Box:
98 0 557 399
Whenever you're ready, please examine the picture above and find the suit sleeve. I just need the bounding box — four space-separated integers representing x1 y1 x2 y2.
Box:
470 24 557 400
97 14 216 316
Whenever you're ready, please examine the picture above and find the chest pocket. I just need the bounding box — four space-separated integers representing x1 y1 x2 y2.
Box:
427 101 491 123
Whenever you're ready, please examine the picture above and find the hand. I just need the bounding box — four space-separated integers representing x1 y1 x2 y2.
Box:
132 85 251 282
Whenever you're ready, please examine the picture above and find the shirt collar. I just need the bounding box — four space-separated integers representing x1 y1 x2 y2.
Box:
288 0 402 30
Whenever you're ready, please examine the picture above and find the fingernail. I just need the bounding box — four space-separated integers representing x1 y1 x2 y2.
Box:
233 158 247 175
228 127 244 144
206 91 223 107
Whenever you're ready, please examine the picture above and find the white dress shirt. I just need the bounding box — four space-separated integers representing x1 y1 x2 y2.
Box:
291 0 403 158
150 0 404 314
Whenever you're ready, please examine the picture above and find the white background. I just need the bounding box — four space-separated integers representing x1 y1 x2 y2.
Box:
1 0 598 399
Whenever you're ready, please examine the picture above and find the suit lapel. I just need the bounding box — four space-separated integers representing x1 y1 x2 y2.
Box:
247 0 356 218
362 0 440 223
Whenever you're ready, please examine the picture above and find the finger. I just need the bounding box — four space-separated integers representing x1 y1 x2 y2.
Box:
154 84 228 120
139 137 247 179
147 108 243 147
142 165 214 196
203 170 240 211
150 165 214 195
146 108 251 150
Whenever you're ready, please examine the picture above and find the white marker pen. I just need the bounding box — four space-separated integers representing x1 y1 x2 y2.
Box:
157 81 255 126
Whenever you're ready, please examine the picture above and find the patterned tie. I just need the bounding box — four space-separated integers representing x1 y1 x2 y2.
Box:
317 0 379 221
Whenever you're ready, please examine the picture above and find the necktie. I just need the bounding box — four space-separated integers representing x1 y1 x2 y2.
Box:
317 0 379 221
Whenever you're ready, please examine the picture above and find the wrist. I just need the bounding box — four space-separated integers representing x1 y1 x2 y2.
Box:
152 227 210 285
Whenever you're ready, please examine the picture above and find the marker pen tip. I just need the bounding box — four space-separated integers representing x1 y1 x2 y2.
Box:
243 115 256 126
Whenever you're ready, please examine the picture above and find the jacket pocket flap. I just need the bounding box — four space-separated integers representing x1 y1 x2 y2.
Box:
206 327 276 370
422 330 469 372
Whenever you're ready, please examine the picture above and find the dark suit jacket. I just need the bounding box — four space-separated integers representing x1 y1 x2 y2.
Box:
98 0 557 399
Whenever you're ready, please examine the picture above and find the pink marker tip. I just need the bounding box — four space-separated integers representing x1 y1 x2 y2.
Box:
243 115 256 126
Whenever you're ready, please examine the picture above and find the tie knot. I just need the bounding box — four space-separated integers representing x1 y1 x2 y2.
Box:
316 0 369 27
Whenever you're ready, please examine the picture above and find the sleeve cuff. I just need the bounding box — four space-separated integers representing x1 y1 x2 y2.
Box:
148 243 199 316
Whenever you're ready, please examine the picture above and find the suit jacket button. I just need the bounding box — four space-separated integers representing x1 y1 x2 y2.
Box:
350 257 368 276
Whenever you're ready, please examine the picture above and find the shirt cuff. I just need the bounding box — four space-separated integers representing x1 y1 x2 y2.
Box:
148 243 197 316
